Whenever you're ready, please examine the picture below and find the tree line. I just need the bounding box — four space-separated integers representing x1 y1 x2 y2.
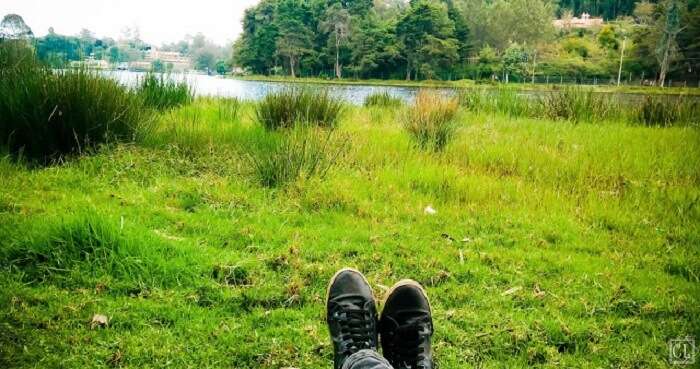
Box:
233 0 700 84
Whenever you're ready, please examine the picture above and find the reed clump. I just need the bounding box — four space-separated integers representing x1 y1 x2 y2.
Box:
136 73 193 111
0 41 152 164
255 88 344 130
364 91 403 108
241 126 346 187
403 91 460 151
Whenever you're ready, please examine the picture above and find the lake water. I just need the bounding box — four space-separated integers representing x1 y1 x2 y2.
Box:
103 71 426 105
104 71 698 105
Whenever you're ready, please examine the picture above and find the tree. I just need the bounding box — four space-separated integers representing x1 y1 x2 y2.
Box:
396 1 458 80
151 59 165 72
501 42 528 82
319 3 352 78
108 46 121 63
477 44 500 79
216 60 229 75
275 0 313 77
459 0 554 51
348 13 401 78
598 25 619 50
657 0 683 86
233 0 279 74
0 14 33 40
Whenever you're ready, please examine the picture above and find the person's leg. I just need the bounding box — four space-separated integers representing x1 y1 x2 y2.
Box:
341 349 393 369
379 280 434 369
327 268 390 369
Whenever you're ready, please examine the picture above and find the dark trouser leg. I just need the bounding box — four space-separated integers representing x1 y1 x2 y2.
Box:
341 349 394 369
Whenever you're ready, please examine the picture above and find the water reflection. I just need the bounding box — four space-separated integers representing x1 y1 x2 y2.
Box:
103 71 422 105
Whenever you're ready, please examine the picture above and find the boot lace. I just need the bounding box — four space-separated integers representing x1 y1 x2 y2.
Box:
385 315 431 369
331 298 375 355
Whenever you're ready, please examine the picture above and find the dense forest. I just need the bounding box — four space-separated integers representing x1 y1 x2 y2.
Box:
233 0 700 83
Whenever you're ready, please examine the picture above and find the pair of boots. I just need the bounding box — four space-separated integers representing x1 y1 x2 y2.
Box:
326 268 434 369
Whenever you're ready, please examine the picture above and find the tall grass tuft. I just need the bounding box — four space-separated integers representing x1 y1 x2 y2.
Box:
255 88 344 130
540 88 615 123
364 91 403 108
459 87 540 117
136 73 193 111
403 91 460 151
216 97 241 121
0 42 152 164
241 126 346 187
635 95 699 126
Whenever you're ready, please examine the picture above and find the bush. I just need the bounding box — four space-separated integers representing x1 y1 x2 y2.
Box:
635 95 699 126
403 91 460 151
136 73 193 111
255 88 344 130
241 126 346 187
364 91 403 108
540 87 614 123
0 42 152 164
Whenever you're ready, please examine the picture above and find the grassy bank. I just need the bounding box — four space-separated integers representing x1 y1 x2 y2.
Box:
235 74 700 96
1 96 698 368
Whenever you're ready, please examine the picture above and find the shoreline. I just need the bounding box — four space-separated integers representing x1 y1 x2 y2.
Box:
232 75 700 96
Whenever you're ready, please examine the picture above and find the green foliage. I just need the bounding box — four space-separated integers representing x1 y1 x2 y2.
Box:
364 91 403 107
151 59 165 72
0 42 151 164
402 90 459 151
241 126 346 187
255 89 344 130
597 25 619 50
397 1 459 80
136 73 193 111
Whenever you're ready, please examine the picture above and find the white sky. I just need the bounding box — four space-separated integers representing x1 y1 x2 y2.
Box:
0 0 261 46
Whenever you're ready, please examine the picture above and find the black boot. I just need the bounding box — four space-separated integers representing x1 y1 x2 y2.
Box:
379 280 433 369
326 268 379 369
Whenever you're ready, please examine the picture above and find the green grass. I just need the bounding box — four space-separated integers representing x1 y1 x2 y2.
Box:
1 98 699 368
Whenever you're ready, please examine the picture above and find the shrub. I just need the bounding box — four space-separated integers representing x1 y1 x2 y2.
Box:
0 42 152 164
403 91 460 151
540 87 614 123
364 91 403 108
241 126 346 187
635 95 699 126
255 88 344 130
136 73 193 111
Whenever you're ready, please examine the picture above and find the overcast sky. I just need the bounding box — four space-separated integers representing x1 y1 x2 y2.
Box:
1 0 261 46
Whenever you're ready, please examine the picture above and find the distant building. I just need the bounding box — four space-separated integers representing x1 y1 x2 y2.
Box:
70 58 110 70
553 13 604 30
130 48 192 72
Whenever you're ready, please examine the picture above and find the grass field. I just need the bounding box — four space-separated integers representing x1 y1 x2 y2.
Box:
1 100 699 368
